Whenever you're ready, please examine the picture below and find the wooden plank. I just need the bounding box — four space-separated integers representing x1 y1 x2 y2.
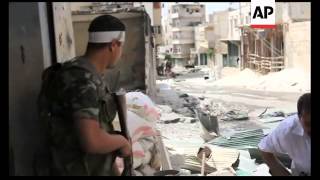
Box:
155 130 172 170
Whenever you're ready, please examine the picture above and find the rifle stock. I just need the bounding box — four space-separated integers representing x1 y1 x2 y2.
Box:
114 91 133 176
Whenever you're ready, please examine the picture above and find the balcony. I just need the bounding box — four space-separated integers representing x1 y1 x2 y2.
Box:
171 26 194 32
172 39 194 44
171 53 189 59
171 12 203 19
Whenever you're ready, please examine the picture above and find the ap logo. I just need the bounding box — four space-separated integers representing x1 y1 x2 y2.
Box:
251 0 276 29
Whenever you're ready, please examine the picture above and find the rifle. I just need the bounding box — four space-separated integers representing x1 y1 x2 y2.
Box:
114 89 134 176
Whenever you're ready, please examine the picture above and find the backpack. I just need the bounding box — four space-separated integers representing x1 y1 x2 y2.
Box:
34 63 64 175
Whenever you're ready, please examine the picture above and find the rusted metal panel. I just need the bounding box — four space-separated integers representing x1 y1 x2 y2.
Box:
52 2 76 62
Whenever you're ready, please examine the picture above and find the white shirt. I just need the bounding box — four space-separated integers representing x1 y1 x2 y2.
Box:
258 114 311 176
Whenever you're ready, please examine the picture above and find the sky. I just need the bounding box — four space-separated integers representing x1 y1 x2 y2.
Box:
161 2 240 22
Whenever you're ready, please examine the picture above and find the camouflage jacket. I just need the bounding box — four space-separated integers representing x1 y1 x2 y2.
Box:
38 56 120 176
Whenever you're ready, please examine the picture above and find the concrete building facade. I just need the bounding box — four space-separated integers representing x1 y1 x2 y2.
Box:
167 3 206 67
134 2 163 67
191 23 214 67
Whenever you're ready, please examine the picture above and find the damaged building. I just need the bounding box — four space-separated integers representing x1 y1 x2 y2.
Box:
208 2 310 78
240 2 310 74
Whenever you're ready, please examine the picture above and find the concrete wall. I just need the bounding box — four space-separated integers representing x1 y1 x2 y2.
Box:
172 30 194 40
210 11 229 41
284 21 310 73
288 2 310 21
70 2 92 11
72 12 156 97
171 4 205 22
228 9 242 41
172 17 203 27
53 3 76 63
134 2 154 25
9 2 52 175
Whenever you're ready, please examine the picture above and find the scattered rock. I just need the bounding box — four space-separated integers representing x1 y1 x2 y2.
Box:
157 105 173 114
204 76 209 80
173 107 194 117
221 110 249 121
160 112 182 124
164 118 180 124
179 94 189 98
199 96 205 100
182 117 198 123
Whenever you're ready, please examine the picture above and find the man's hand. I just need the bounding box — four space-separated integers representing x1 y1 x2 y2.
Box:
119 140 132 158
260 150 291 176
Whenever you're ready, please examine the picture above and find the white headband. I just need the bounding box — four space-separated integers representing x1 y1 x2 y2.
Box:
88 31 125 43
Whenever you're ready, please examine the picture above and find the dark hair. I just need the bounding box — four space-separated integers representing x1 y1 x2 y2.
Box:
297 93 311 118
88 15 125 32
86 42 112 53
86 15 125 53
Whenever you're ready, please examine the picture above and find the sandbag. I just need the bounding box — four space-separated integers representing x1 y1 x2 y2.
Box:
138 165 157 176
125 93 162 175
126 92 160 123
132 142 144 169
134 170 143 176
139 138 155 152
127 111 158 143
142 150 152 165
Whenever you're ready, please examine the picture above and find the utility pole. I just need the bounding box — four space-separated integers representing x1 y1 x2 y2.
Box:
239 2 244 70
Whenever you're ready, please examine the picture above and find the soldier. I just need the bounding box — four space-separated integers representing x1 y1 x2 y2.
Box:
38 15 131 176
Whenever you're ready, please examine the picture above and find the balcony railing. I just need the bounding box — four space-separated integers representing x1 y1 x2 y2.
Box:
172 39 194 44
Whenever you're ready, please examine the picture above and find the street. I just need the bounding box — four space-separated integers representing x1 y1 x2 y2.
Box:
154 68 303 173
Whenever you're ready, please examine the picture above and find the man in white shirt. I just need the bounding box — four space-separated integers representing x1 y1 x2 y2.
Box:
258 93 311 176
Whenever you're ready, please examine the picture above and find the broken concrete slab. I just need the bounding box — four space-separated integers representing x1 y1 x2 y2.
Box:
173 107 194 117
221 110 249 121
160 112 183 124
163 118 180 124
157 105 173 114
181 117 198 124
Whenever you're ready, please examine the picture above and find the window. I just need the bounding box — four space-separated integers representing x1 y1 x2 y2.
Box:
153 26 161 35
186 8 189 12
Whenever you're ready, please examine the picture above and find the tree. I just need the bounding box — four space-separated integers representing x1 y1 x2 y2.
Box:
207 48 214 60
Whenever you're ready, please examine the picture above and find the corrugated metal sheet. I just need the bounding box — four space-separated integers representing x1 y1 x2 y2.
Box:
207 129 264 149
